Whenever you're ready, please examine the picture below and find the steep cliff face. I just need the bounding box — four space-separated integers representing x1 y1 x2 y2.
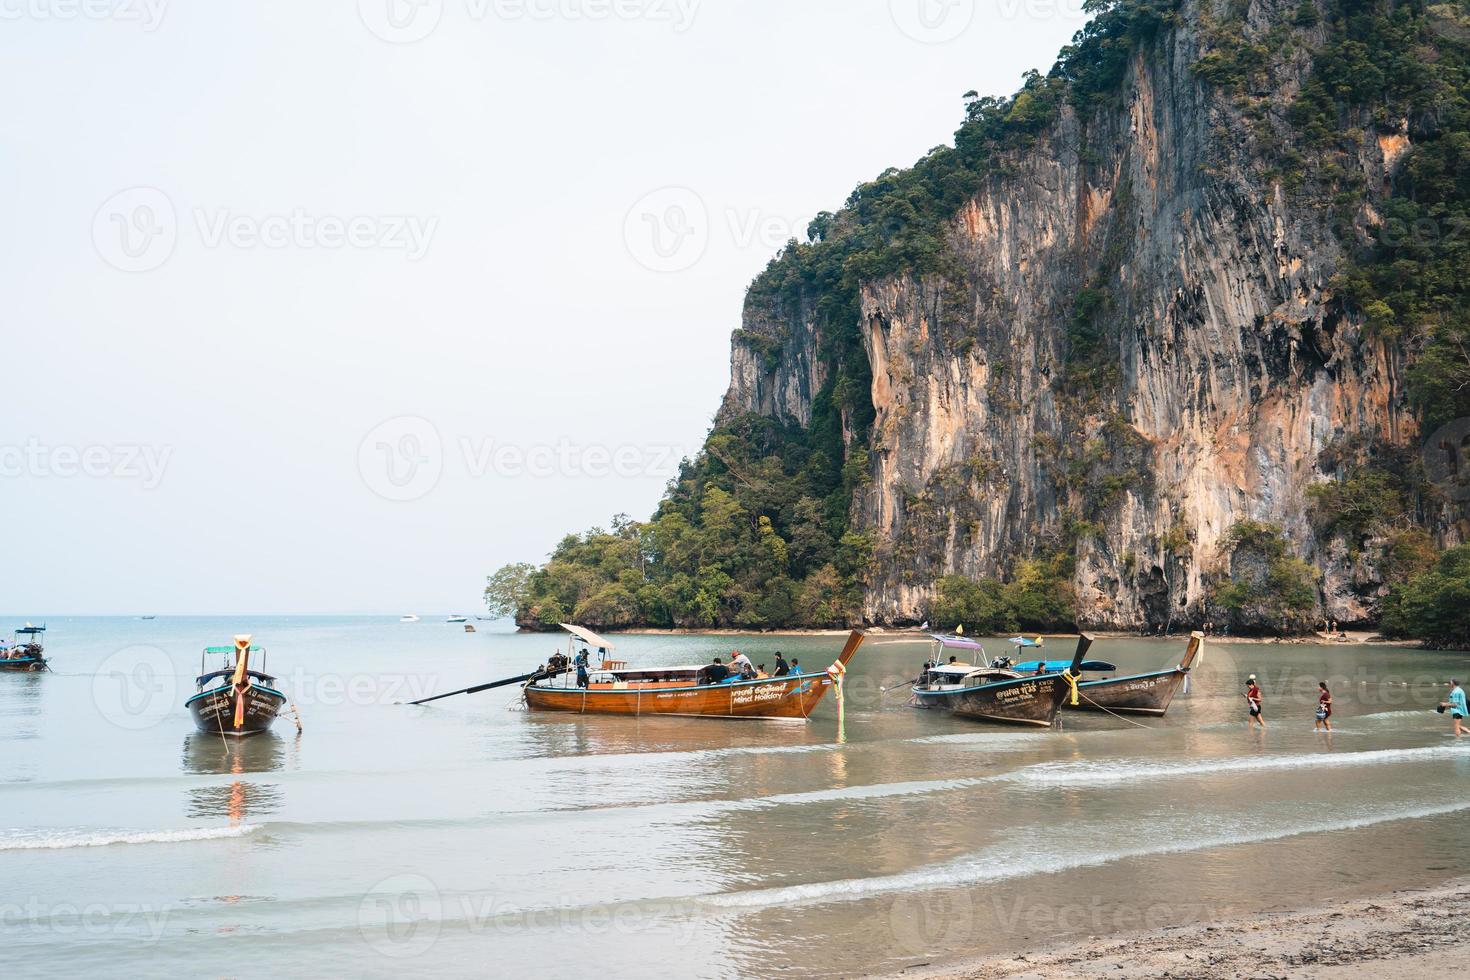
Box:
719 0 1445 630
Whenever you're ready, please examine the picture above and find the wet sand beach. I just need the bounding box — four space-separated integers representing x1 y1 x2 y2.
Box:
903 878 1470 979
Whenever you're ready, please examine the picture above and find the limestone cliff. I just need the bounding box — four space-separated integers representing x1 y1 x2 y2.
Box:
717 0 1460 631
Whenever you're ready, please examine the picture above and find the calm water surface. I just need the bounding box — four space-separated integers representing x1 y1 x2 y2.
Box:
2 617 1468 978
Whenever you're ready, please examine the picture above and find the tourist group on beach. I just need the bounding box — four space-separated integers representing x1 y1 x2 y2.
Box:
1243 675 1467 737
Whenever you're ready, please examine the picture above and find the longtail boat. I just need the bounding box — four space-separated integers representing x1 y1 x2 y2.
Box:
521 624 865 720
1009 631 1203 716
0 624 48 672
186 635 287 737
910 634 1090 727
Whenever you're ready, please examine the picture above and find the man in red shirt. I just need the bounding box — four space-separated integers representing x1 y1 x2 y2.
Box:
1245 675 1265 728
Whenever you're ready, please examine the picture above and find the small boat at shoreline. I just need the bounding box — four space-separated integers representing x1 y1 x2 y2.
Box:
186 636 287 737
910 633 1090 727
0 624 48 672
521 624 865 721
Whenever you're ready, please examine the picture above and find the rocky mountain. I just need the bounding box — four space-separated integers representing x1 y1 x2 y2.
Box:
500 0 1470 636
717 0 1468 631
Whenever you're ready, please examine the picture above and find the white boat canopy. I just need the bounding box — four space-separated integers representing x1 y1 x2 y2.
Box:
560 623 616 651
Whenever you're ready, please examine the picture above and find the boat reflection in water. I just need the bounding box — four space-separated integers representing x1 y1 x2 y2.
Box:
180 732 293 822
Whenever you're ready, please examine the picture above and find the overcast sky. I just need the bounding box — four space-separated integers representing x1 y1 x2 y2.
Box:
2 0 1092 615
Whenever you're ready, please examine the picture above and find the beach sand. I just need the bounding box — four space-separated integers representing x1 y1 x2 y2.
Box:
896 878 1469 979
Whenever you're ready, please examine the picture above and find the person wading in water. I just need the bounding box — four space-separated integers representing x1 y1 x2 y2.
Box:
1315 681 1332 733
1245 675 1265 728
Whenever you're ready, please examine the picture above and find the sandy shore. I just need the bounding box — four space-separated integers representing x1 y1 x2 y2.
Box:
895 878 1469 979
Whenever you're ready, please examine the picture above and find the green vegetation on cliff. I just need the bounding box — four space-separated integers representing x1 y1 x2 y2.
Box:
491 0 1470 640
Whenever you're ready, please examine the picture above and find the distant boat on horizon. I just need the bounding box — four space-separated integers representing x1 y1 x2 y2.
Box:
447 614 468 624
139 615 156 620
399 614 420 623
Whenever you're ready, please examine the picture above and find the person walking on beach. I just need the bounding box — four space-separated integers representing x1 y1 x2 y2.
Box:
1245 675 1265 728
1441 679 1467 737
1315 682 1332 733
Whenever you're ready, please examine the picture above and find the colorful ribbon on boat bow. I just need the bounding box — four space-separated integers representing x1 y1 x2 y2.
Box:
826 659 847 741
1062 669 1080 707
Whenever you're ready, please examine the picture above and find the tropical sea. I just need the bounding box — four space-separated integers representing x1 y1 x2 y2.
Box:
1 616 1467 978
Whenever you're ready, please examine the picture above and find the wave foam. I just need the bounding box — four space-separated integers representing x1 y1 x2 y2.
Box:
0 825 259 851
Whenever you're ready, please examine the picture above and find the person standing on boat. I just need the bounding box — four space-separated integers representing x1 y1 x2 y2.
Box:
574 649 590 689
730 651 755 678
1315 682 1332 733
1441 679 1467 737
1245 675 1265 728
773 653 790 677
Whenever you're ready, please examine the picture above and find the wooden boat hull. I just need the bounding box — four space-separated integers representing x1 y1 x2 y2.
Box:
1071 669 1187 716
1069 632 1202 717
187 683 286 737
914 674 1073 727
523 630 864 721
525 672 839 720
0 657 46 672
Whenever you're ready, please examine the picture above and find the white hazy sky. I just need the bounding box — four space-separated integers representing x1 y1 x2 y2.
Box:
2 0 1092 615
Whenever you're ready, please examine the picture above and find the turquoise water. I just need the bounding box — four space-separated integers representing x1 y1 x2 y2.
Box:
2 617 1468 978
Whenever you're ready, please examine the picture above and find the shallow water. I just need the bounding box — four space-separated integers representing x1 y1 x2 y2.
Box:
2 618 1467 978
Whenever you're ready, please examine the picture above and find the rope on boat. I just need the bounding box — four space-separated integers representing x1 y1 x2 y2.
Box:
285 701 303 734
1076 689 1155 730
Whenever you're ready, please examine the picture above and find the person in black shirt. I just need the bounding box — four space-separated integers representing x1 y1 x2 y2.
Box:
773 653 790 677
705 658 731 684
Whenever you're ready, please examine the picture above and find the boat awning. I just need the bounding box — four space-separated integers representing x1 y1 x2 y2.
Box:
560 624 615 650
15 626 45 635
204 645 262 654
1008 636 1043 647
1012 660 1118 673
929 634 984 651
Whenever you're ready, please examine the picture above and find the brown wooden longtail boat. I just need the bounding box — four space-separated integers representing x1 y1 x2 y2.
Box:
910 634 1090 728
521 625 865 720
1004 631 1203 716
186 636 287 737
